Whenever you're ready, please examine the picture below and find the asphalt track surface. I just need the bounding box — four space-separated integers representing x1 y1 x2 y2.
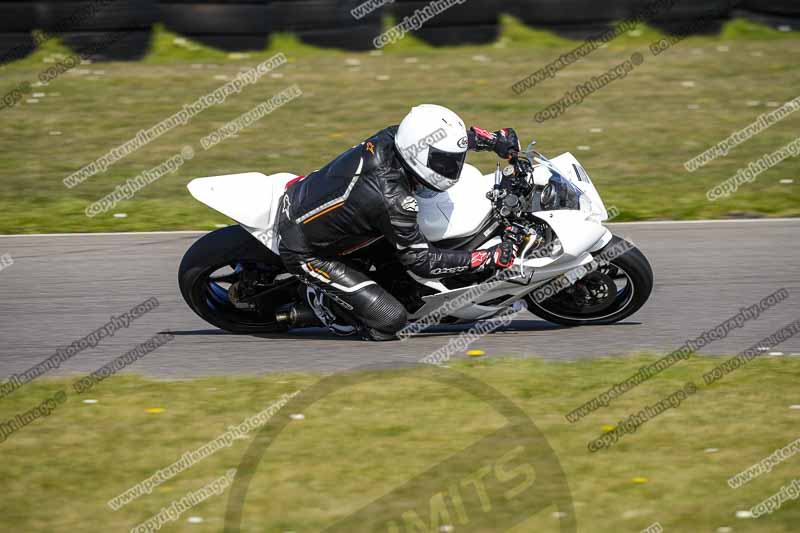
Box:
0 219 798 379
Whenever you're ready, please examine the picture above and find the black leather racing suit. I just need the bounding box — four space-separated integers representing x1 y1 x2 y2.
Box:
277 126 492 336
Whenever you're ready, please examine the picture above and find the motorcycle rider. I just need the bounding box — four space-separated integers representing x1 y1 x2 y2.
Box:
278 104 521 340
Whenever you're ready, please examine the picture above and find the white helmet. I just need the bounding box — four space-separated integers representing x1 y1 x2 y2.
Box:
395 104 469 192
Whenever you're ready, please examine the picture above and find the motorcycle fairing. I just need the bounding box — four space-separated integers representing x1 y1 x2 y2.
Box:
415 163 494 242
187 172 298 255
187 152 615 324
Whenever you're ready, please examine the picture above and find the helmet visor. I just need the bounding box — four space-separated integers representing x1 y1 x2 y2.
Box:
427 147 466 181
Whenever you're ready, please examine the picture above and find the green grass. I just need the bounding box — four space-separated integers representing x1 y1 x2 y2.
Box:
1 355 799 531
0 17 798 233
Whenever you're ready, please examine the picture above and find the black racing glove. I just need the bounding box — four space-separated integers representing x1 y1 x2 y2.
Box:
494 127 521 159
468 126 521 159
470 241 518 272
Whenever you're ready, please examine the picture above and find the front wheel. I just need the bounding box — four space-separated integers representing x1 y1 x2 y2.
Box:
525 235 653 326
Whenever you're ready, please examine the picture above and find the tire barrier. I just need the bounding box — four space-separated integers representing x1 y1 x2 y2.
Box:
390 0 499 46
159 1 271 51
512 0 738 38
270 0 383 50
629 0 734 35
0 2 37 63
0 0 795 62
37 0 157 60
412 24 500 46
734 9 799 31
743 0 800 16
511 0 625 39
737 0 800 31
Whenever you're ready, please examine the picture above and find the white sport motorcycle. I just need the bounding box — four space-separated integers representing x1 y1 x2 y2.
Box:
179 141 653 335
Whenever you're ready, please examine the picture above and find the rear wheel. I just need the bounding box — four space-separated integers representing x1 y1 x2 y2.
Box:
525 236 653 326
178 226 298 333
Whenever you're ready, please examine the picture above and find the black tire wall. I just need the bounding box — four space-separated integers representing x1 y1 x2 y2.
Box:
390 0 499 46
37 0 157 60
629 0 735 35
270 0 383 50
737 0 800 30
2 0 795 63
743 0 800 16
0 2 37 64
512 0 738 37
159 1 271 51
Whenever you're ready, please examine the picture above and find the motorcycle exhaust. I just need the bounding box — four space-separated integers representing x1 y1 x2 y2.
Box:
275 302 322 328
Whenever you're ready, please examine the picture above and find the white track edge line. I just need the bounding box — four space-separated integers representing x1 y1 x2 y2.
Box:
0 217 798 238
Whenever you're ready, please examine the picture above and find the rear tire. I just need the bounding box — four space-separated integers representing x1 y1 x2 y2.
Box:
525 236 653 326
179 225 296 333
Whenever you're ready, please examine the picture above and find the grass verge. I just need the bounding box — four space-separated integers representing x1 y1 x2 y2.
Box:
1 355 799 531
0 17 798 232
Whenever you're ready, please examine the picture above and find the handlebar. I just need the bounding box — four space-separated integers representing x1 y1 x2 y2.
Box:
508 151 533 179
486 150 540 256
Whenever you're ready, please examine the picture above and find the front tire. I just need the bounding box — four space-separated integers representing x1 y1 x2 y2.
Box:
178 225 297 333
525 235 653 326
